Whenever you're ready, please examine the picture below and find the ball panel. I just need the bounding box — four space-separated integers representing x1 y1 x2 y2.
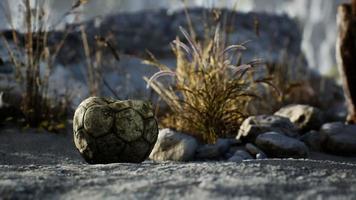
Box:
118 139 150 163
84 105 114 138
73 105 86 132
115 109 144 142
108 101 131 112
143 118 159 144
128 100 154 119
79 97 108 109
74 130 97 163
95 133 125 163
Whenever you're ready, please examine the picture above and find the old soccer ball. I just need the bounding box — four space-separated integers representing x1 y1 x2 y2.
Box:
73 97 158 164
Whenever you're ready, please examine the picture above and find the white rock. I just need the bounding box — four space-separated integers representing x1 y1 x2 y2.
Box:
149 129 198 162
275 104 324 132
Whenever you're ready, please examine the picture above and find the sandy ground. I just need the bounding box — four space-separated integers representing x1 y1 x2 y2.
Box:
1 126 356 200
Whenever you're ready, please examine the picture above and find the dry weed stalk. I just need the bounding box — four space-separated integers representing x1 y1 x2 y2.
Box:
0 0 87 131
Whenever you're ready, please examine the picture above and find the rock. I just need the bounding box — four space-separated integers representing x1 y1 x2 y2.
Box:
255 132 309 158
225 145 245 159
227 150 253 162
321 122 344 131
227 156 244 163
320 122 356 156
195 145 220 160
274 104 324 132
195 138 239 160
233 150 254 160
256 152 268 159
149 129 198 162
218 138 241 153
43 8 304 67
300 131 323 151
325 103 347 122
245 143 262 155
245 143 267 159
237 115 299 142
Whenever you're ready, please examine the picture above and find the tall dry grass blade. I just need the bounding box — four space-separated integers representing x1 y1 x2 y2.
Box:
146 71 176 89
80 26 97 95
179 26 202 59
172 39 192 58
223 45 247 55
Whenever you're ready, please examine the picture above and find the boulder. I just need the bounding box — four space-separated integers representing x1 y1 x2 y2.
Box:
149 129 198 161
0 8 306 103
320 122 356 156
255 132 309 158
236 115 298 142
195 138 239 160
43 8 304 67
300 130 323 152
274 104 324 132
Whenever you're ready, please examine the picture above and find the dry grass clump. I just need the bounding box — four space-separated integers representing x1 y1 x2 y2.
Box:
145 26 272 143
0 0 87 131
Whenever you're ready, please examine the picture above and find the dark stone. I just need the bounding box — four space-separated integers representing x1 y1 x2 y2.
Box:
320 122 356 156
255 132 309 158
245 143 267 159
300 131 323 151
237 115 299 142
195 138 238 160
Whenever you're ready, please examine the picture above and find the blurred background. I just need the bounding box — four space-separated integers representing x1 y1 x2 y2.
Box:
0 0 349 74
0 0 348 132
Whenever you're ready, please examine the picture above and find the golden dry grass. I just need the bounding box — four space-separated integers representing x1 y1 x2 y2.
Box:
145 25 273 143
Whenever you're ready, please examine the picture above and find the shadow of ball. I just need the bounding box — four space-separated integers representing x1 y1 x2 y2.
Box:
73 97 158 164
